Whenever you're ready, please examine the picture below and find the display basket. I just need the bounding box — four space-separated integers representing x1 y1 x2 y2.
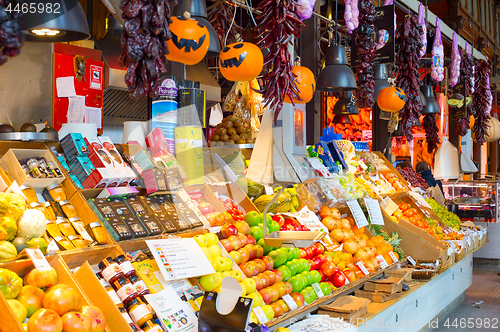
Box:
335 139 355 160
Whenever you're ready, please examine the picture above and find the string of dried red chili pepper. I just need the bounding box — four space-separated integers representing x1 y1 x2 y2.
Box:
356 0 375 108
472 59 492 145
207 0 241 48
0 0 25 65
455 47 474 136
395 16 424 140
423 114 439 153
255 0 304 123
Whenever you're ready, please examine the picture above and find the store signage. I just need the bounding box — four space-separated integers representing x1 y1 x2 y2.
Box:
351 4 395 65
26 249 52 271
363 197 384 225
90 65 102 90
347 200 369 228
312 283 325 298
407 256 417 266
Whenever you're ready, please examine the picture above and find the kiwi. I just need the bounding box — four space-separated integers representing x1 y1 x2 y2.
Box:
220 134 230 142
236 138 246 144
227 128 237 136
223 121 233 129
236 127 245 134
227 140 235 145
240 133 248 140
212 134 220 141
246 138 255 143
230 134 240 142
217 128 227 136
227 115 237 122
20 123 37 132
233 120 243 128
0 124 14 133
41 127 58 134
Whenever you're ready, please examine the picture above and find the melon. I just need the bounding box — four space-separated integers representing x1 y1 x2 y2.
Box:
0 193 27 221
0 216 17 241
0 240 18 262
17 209 46 240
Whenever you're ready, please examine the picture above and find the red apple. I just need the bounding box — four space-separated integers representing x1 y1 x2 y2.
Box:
237 233 248 246
270 301 284 318
273 282 288 297
282 224 295 231
239 261 258 277
255 245 264 258
237 248 250 264
244 244 257 260
332 272 346 288
290 292 305 307
311 255 326 270
272 269 283 283
246 235 256 245
308 259 317 270
284 282 293 294
326 281 335 290
272 215 285 228
299 249 308 259
314 242 325 255
198 202 214 215
318 270 326 282
263 270 276 286
228 235 243 251
254 259 267 273
251 275 264 291
261 256 274 270
259 287 273 305
234 221 250 235
229 250 242 265
257 273 271 288
220 239 233 253
343 269 357 283
269 285 280 302
221 224 238 239
321 262 339 277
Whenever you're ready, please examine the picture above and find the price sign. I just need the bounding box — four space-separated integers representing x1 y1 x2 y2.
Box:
388 251 398 262
407 256 416 266
364 197 384 225
312 283 325 298
409 191 432 209
447 247 454 256
26 248 52 271
376 255 389 269
466 236 472 247
253 306 269 324
282 294 299 310
264 185 274 195
356 261 370 275
347 200 369 228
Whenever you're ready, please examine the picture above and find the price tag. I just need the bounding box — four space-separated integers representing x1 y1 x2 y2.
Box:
376 255 389 269
380 196 398 216
442 227 451 235
264 185 274 195
346 200 369 228
70 221 94 242
26 248 52 271
282 294 299 310
344 277 350 284
356 261 370 275
446 241 456 250
252 306 269 324
46 240 59 254
447 247 454 256
388 251 398 262
363 197 384 225
409 191 432 209
312 283 325 298
407 256 416 266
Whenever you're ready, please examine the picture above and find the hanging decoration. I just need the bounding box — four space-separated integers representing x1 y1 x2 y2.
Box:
395 15 424 140
345 0 359 33
377 87 406 113
218 42 264 82
120 0 176 99
423 114 439 153
0 0 25 65
467 44 475 94
284 65 316 104
207 0 240 48
472 59 492 144
165 14 210 65
417 3 426 59
255 0 304 124
356 0 376 108
297 0 316 20
431 18 444 82
455 45 474 136
449 33 461 87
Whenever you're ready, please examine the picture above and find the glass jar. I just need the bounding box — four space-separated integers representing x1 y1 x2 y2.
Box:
87 222 107 244
37 158 53 178
129 274 150 298
96 272 123 309
56 217 76 237
27 158 44 178
114 277 138 306
21 165 32 178
46 220 62 238
119 308 142 331
98 257 124 284
127 298 153 327
59 200 78 219
115 255 136 278
141 320 162 332
68 234 87 249
46 183 67 202
54 236 75 250
30 202 50 219
44 202 57 221
20 185 38 204
47 161 63 178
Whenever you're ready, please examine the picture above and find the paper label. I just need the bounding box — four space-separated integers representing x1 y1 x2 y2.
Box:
189 139 203 148
376 255 389 269
46 240 59 254
283 206 327 232
388 251 398 262
253 306 269 324
347 200 369 228
26 248 52 271
282 294 299 310
364 197 384 225
447 247 454 256
407 256 416 266
312 282 325 298
70 221 94 242
264 185 274 195
381 196 398 216
356 261 370 275
466 236 472 247
409 191 432 209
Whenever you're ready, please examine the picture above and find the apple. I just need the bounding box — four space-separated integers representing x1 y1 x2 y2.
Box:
286 260 299 276
240 282 247 296
213 257 227 272
220 239 233 253
222 271 233 279
308 259 317 270
254 259 267 273
290 292 305 307
269 285 280 302
198 202 214 214
272 269 283 283
237 233 248 246
272 215 285 228
275 299 290 314
254 245 264 258
300 286 317 304
257 273 271 288
208 244 222 257
193 234 207 247
234 221 250 235
249 226 264 242
277 265 291 281
261 256 274 270
300 258 311 272
222 257 233 271
299 248 308 259
321 262 339 277
244 211 261 227
311 255 326 271
263 270 276 286
259 287 273 305
288 276 304 293
332 271 346 288
261 304 275 320
221 224 238 239
199 273 222 291
251 276 264 291
245 291 263 308
201 247 212 259
318 270 326 282
257 238 274 255
270 301 283 318
309 270 322 284
300 271 313 287
240 261 258 277
203 232 218 247
241 278 257 294
232 270 243 281
343 268 357 283
229 250 243 265
237 248 250 264
284 282 293 294
246 234 256 245
228 235 243 251
273 282 288 297
244 244 257 260
320 282 332 296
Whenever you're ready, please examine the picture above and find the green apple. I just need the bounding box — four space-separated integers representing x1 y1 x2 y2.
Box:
244 211 261 226
222 271 234 279
205 233 219 246
249 226 263 242
201 247 212 258
310 270 322 284
241 278 257 294
194 234 207 247
257 238 274 255
300 271 313 286
222 257 233 271
320 282 332 296
232 270 243 281
208 244 222 257
245 291 263 308
286 248 294 261
288 276 304 293
268 220 280 233
277 265 292 281
291 248 301 260
199 273 222 291
213 257 227 272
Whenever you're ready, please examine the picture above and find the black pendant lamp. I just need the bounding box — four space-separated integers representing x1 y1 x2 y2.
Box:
173 0 221 57
23 1 90 42
332 91 358 124
420 85 440 114
373 64 390 100
316 45 357 92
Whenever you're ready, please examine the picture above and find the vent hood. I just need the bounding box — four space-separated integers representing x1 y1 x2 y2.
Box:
94 16 221 123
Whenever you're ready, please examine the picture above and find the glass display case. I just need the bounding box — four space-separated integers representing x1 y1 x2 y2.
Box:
442 178 499 223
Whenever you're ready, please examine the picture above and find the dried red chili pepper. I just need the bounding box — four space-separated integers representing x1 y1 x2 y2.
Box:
423 114 439 153
0 0 25 66
471 59 492 145
356 0 375 108
455 47 474 136
207 0 241 48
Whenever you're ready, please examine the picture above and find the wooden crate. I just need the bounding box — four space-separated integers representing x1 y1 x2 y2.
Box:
384 268 414 282
185 184 227 213
0 254 111 332
0 148 65 189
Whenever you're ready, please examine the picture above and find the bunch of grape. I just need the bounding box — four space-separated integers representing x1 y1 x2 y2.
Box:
426 198 461 230
398 167 429 190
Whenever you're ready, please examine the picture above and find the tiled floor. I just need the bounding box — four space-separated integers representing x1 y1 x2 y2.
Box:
432 269 500 331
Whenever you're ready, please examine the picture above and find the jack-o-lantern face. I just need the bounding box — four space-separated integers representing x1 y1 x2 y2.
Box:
377 87 406 112
219 42 263 82
284 66 316 104
166 16 210 65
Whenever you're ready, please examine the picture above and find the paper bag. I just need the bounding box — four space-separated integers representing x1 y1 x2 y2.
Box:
209 103 223 127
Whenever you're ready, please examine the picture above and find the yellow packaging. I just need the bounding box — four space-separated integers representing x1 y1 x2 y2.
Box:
174 126 204 185
132 259 163 294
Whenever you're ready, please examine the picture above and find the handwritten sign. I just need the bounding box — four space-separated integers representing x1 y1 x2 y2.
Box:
364 197 384 225
347 200 369 228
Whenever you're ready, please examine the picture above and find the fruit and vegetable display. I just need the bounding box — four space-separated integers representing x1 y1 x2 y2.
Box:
397 166 429 190
253 185 299 213
209 115 254 146
426 198 461 231
0 266 106 332
0 0 25 66
389 203 444 240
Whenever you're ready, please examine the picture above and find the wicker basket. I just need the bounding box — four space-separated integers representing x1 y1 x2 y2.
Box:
336 140 355 160
455 247 466 262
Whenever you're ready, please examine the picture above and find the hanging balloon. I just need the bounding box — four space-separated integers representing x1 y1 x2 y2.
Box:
166 15 210 65
218 42 264 82
284 66 316 104
377 87 406 112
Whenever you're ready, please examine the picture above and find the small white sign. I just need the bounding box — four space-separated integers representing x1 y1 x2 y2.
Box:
364 197 384 225
409 191 432 209
356 261 370 275
253 306 269 324
282 294 299 310
376 254 389 269
264 185 274 195
407 256 416 266
26 248 52 271
312 282 325 298
388 251 398 262
347 200 369 228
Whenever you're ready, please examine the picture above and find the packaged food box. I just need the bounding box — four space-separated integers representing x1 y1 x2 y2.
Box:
138 195 179 233
61 133 89 160
68 155 95 183
108 198 148 238
87 198 134 240
124 196 163 236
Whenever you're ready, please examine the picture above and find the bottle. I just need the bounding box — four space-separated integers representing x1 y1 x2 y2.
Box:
96 272 123 309
59 200 78 219
98 257 124 284
115 255 136 278
86 221 107 244
46 183 67 201
119 307 142 331
47 161 63 177
27 158 44 178
141 320 162 332
20 185 38 204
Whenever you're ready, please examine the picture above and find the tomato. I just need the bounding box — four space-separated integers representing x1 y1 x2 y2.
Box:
80 306 106 332
28 308 63 332
24 267 57 289
0 268 23 299
403 208 418 217
61 311 93 332
43 284 82 316
398 203 410 211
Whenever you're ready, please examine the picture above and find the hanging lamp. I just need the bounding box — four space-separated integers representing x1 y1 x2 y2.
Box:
420 85 440 114
332 91 358 123
373 64 390 100
23 1 90 42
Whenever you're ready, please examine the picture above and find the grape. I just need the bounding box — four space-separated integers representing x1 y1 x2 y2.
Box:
425 198 461 230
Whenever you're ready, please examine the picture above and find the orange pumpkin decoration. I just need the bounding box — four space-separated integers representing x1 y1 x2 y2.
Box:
284 66 316 104
219 42 263 81
377 87 406 112
166 16 210 65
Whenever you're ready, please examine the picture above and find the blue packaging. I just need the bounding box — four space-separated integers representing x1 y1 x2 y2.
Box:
314 142 339 173
61 133 89 161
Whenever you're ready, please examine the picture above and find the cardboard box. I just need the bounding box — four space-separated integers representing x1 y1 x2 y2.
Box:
82 168 114 189
318 296 370 322
138 196 179 233
363 277 403 294
68 155 95 183
354 290 402 303
87 198 134 240
123 196 163 236
108 198 148 238
143 167 167 194
61 133 89 160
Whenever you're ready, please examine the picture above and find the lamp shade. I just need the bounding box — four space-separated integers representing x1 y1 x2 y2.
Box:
316 45 357 92
420 85 440 114
333 114 351 124
192 17 221 57
419 91 427 107
373 66 390 101
23 2 90 42
333 91 359 115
